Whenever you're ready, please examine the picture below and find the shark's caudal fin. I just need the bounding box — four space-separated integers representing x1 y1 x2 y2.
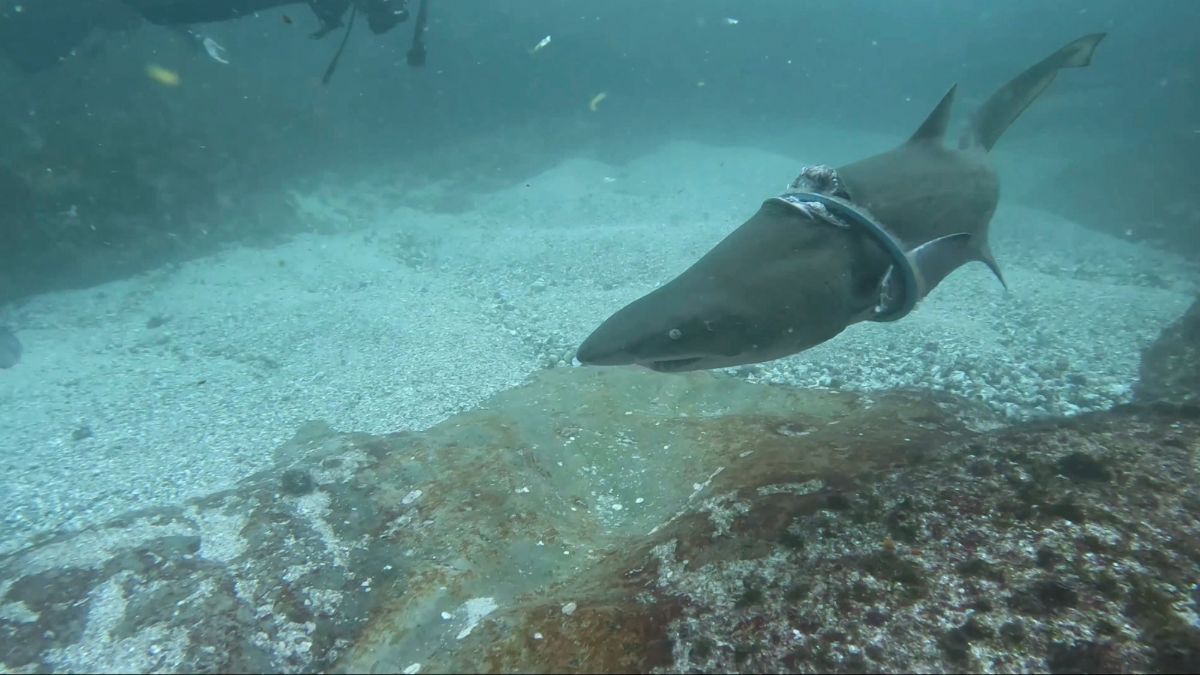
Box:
965 32 1106 152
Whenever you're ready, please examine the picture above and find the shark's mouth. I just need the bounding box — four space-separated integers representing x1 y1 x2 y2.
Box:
645 357 703 373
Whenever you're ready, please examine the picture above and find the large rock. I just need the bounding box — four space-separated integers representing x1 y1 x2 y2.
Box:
1030 133 1200 263
1 368 1197 673
1137 296 1200 404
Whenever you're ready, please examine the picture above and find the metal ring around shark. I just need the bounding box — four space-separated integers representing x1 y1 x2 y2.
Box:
769 191 919 322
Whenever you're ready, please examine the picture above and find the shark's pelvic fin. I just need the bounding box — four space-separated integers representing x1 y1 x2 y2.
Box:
907 84 957 145
966 32 1106 152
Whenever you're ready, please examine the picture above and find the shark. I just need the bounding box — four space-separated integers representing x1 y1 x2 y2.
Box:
576 33 1105 373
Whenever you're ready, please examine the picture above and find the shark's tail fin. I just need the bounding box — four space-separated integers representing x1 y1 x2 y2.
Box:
964 33 1106 152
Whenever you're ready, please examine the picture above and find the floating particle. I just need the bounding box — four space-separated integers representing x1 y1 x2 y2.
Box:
146 64 181 86
203 37 230 64
724 17 739 25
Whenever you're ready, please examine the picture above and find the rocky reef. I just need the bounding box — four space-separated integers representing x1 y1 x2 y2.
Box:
0 28 327 306
2 349 1198 672
1031 132 1200 265
1137 296 1200 405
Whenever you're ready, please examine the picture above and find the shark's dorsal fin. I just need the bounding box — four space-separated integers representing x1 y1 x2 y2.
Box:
907 85 957 145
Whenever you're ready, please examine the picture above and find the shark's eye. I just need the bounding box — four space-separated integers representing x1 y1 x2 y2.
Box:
668 328 683 340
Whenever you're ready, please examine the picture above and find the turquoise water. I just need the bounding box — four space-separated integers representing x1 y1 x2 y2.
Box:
1 2 1198 672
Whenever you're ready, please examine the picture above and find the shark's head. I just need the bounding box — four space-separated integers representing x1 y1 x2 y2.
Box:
575 284 766 372
576 201 883 372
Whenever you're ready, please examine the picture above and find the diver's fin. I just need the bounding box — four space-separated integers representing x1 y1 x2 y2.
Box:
321 3 358 85
907 85 957 145
966 33 1106 152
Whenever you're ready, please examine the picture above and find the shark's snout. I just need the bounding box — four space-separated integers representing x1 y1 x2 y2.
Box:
576 329 704 371
574 325 633 366
576 278 775 373
575 287 717 371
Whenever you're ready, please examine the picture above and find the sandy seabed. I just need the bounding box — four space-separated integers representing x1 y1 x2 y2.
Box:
0 133 1194 555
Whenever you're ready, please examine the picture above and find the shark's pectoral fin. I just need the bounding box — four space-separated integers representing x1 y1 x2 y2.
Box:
904 232 1008 299
907 232 976 298
873 233 1008 322
872 232 974 322
874 232 1009 320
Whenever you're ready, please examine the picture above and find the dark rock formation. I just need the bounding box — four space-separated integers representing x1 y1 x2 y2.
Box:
1137 296 1200 404
1 368 1197 673
1030 132 1200 264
